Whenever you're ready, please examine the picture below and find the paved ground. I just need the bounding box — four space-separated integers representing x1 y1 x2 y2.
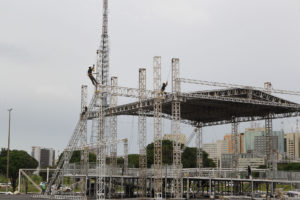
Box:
0 195 156 200
0 194 43 200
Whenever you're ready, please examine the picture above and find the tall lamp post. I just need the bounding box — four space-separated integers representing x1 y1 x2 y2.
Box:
6 108 12 193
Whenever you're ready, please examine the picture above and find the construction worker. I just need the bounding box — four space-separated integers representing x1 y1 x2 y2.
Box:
161 81 168 95
88 65 98 86
247 165 252 179
80 106 88 120
41 182 46 194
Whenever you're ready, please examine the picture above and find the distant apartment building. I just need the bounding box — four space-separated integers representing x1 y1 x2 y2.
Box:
203 140 224 167
254 136 278 156
203 143 218 166
239 154 265 169
221 153 265 169
223 133 244 154
244 128 284 154
284 133 300 160
163 133 187 145
32 146 55 169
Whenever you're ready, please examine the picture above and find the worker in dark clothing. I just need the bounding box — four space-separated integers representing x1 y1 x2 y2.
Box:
247 165 252 179
81 106 88 120
161 81 168 95
88 65 98 86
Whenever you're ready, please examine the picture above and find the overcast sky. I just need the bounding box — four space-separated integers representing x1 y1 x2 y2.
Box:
1 0 300 156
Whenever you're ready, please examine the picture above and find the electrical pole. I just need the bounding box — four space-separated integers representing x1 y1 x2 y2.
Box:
6 108 12 193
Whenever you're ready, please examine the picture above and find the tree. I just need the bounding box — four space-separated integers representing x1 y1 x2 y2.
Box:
182 147 197 168
202 150 216 168
128 154 139 168
146 140 216 168
182 147 216 168
147 140 173 167
57 150 96 165
278 163 300 171
0 149 38 191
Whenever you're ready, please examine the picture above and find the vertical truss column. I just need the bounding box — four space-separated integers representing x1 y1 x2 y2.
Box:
80 85 88 195
171 58 182 198
96 0 109 199
232 117 239 177
265 114 273 170
138 68 147 197
96 91 106 200
109 77 118 198
153 56 163 199
62 151 69 184
196 124 203 176
123 139 128 175
80 85 88 167
110 77 118 174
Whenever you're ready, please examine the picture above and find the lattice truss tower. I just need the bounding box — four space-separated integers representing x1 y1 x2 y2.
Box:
44 0 300 199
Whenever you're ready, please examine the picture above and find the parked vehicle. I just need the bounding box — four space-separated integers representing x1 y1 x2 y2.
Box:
285 190 300 198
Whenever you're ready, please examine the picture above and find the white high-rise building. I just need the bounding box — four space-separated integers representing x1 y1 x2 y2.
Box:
285 133 300 160
32 146 55 170
203 140 224 167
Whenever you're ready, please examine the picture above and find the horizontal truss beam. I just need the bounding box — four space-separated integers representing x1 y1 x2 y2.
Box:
179 78 300 96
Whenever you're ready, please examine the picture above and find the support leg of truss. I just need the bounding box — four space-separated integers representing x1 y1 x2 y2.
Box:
196 124 203 176
96 91 106 200
138 68 147 198
123 139 128 175
80 85 88 195
232 117 239 178
172 58 183 199
153 56 163 199
265 114 274 171
109 77 118 198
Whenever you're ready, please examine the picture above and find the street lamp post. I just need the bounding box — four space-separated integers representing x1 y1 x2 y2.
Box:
6 108 12 193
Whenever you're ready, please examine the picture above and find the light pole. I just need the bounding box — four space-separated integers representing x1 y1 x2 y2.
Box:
6 108 12 193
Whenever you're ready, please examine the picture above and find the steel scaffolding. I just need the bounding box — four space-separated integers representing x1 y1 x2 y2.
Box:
44 0 300 199
138 68 147 198
265 114 273 170
80 85 88 194
153 56 163 199
196 124 203 176
231 117 239 177
109 77 118 197
171 58 183 198
123 138 128 175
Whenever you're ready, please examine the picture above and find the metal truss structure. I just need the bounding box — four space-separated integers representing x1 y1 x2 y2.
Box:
45 0 300 199
171 58 183 198
123 138 128 175
179 78 300 96
265 114 273 170
231 117 239 177
109 77 118 197
47 64 300 200
153 56 163 199
138 68 147 198
46 93 100 195
195 124 203 176
80 85 88 194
